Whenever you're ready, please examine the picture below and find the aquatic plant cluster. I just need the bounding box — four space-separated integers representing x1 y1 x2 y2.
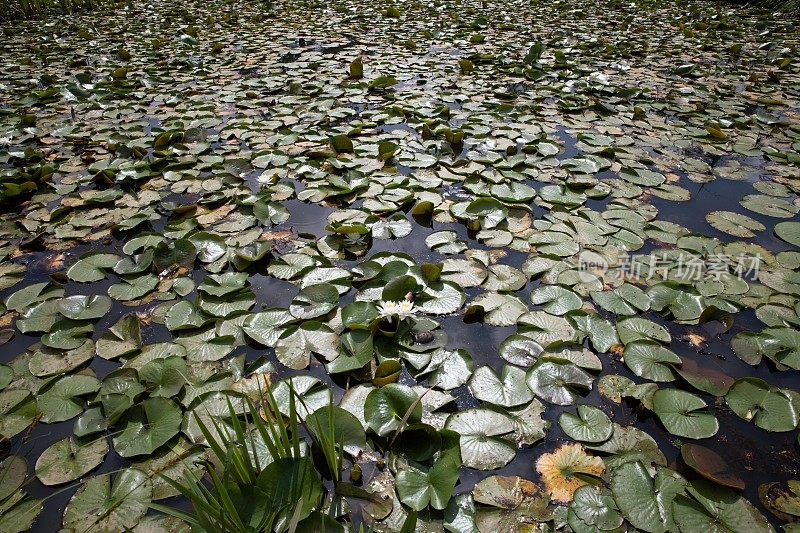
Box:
0 0 798 530
0 0 110 21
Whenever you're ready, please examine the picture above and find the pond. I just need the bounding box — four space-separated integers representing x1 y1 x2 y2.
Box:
0 0 799 530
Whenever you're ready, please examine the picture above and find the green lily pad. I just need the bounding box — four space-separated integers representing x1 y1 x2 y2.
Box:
558 405 613 443
395 429 461 511
617 317 671 344
364 383 422 437
673 480 773 533
726 377 798 432
419 348 474 391
530 285 582 316
499 334 544 366
775 221 800 247
164 300 208 331
741 194 799 218
108 274 159 301
5 282 64 313
131 437 206 500
289 283 339 319
705 211 765 238
526 360 593 405
67 252 120 283
35 436 107 486
468 365 533 407
611 461 687 533
623 341 681 382
57 295 112 320
62 468 152 532
274 321 340 369
28 340 94 377
651 388 718 439
0 455 26 500
445 408 516 470
568 484 623 532
96 314 142 360
38 373 100 423
112 398 182 457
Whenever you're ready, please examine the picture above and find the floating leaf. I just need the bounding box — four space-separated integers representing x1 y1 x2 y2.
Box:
35 436 107 486
705 211 765 238
445 409 516 470
63 469 152 532
395 429 461 511
364 384 422 437
726 377 798 432
611 461 686 533
617 317 671 345
112 398 182 457
568 484 624 532
38 374 100 423
536 443 604 503
0 455 26 500
680 443 744 490
530 285 582 316
470 292 528 326
58 295 112 320
775 221 800 247
673 480 773 533
499 334 544 366
623 341 680 382
526 360 593 405
96 314 141 360
420 348 473 391
468 365 532 407
558 405 613 443
275 321 339 369
741 194 799 218
67 252 119 283
651 388 718 439
289 283 339 319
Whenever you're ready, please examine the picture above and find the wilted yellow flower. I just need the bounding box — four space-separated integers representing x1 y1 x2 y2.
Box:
535 443 604 503
685 331 707 347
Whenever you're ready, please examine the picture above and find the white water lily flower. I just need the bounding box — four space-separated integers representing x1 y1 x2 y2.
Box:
395 300 416 319
378 300 416 319
378 300 399 317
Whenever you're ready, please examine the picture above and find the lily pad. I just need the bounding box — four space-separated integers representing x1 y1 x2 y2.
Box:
112 398 183 457
445 409 516 470
651 388 718 439
611 461 687 533
775 221 800 247
526 360 593 405
705 211 765 238
673 480 772 533
536 443 604 503
725 377 798 432
38 373 100 423
623 341 681 382
468 365 533 407
364 384 422 437
680 443 744 490
275 321 340 369
558 405 613 443
63 469 152 532
35 436 107 486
